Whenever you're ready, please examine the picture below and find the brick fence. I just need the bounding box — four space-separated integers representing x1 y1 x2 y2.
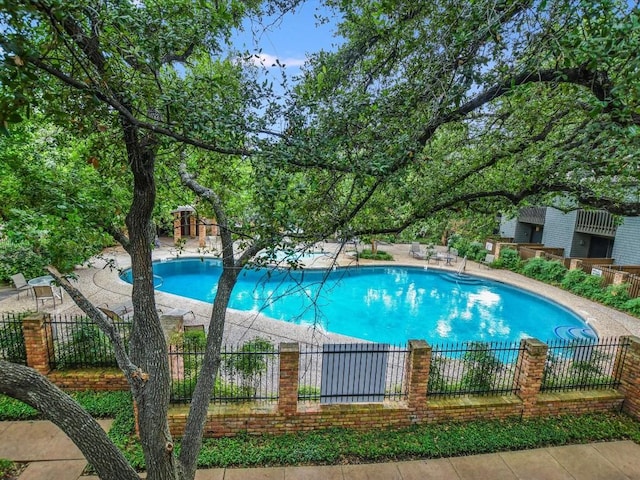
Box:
15 313 640 437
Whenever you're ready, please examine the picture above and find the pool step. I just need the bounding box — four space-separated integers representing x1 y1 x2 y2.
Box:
441 273 484 285
554 325 598 341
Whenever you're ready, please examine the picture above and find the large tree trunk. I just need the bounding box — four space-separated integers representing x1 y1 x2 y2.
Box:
177 267 237 480
122 121 177 480
0 361 140 480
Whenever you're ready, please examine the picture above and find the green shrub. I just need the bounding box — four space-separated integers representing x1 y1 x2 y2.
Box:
561 269 589 290
0 458 17 478
223 338 276 395
357 249 393 261
522 258 567 284
622 297 640 316
56 323 117 369
461 343 502 392
565 274 605 301
492 248 521 271
0 241 49 283
601 283 631 309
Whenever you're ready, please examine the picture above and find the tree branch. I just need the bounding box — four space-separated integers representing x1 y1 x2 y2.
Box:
0 361 139 480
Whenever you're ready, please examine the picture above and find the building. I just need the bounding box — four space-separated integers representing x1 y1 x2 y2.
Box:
500 207 640 265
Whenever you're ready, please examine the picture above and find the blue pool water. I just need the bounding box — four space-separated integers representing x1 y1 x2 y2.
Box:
121 258 595 344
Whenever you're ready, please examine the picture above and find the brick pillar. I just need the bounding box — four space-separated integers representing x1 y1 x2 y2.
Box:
406 340 430 411
22 313 53 374
198 223 206 248
278 343 299 415
613 271 627 286
515 338 548 418
189 214 196 238
173 212 181 242
617 336 640 420
569 258 582 270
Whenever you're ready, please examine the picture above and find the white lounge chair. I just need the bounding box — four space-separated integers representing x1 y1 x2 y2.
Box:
409 242 427 259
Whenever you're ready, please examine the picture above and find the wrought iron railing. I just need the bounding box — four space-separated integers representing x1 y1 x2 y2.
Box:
45 314 131 369
541 337 628 392
169 340 280 404
0 312 27 364
428 341 524 397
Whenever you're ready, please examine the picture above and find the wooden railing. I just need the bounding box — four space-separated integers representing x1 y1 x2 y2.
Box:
575 210 617 237
593 266 640 299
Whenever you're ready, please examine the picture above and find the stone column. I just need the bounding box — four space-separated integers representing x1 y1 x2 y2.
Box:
406 340 430 411
198 223 206 248
617 336 640 420
173 212 181 242
515 338 548 418
278 343 299 415
22 313 53 374
189 214 196 238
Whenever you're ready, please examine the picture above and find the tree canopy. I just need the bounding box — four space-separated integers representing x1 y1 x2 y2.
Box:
0 1 639 480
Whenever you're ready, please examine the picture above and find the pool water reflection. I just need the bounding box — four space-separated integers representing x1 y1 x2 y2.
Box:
121 258 594 344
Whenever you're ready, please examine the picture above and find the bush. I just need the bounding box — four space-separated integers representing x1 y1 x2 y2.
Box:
622 297 640 316
357 249 393 261
601 283 631 309
0 241 49 283
56 323 121 369
564 274 605 301
522 258 567 284
561 269 589 290
492 248 521 271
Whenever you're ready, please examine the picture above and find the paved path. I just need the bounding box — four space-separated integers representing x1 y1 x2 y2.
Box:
1 420 640 479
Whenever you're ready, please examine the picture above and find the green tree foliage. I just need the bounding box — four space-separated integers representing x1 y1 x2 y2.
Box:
289 0 640 239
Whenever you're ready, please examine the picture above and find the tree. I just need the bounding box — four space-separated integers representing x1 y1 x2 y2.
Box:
1 1 639 480
288 0 640 240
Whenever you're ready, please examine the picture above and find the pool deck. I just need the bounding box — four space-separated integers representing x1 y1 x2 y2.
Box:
1 238 639 345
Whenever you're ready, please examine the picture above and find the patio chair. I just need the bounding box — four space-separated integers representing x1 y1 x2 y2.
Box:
98 302 133 322
409 242 427 259
10 273 32 299
33 285 62 310
481 253 495 268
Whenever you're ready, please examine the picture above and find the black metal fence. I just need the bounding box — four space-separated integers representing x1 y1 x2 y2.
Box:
45 315 131 369
169 338 280 404
298 343 409 403
541 337 628 392
0 313 27 364
428 341 525 397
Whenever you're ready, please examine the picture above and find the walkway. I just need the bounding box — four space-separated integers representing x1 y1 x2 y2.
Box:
1 420 640 479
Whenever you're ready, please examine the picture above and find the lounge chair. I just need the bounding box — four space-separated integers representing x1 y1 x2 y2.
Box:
33 285 62 310
409 242 427 259
10 273 32 299
481 253 495 268
99 302 133 322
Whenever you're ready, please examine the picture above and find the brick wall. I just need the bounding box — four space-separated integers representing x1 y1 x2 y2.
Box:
166 339 630 438
14 314 640 438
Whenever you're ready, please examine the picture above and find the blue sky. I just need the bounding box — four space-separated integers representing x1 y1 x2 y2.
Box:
232 1 342 75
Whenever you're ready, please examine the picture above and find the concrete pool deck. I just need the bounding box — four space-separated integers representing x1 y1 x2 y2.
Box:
1 238 639 345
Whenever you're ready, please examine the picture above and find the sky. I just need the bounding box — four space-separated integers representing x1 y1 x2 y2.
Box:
231 1 343 77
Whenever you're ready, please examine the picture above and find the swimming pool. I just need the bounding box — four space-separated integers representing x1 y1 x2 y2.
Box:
121 258 595 344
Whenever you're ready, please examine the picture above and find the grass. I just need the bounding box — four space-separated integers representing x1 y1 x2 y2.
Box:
2 392 640 471
0 459 18 480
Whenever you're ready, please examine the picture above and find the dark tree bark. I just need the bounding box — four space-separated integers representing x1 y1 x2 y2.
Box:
0 361 140 480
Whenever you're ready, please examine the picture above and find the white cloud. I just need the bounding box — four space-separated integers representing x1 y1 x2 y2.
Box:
245 53 306 68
